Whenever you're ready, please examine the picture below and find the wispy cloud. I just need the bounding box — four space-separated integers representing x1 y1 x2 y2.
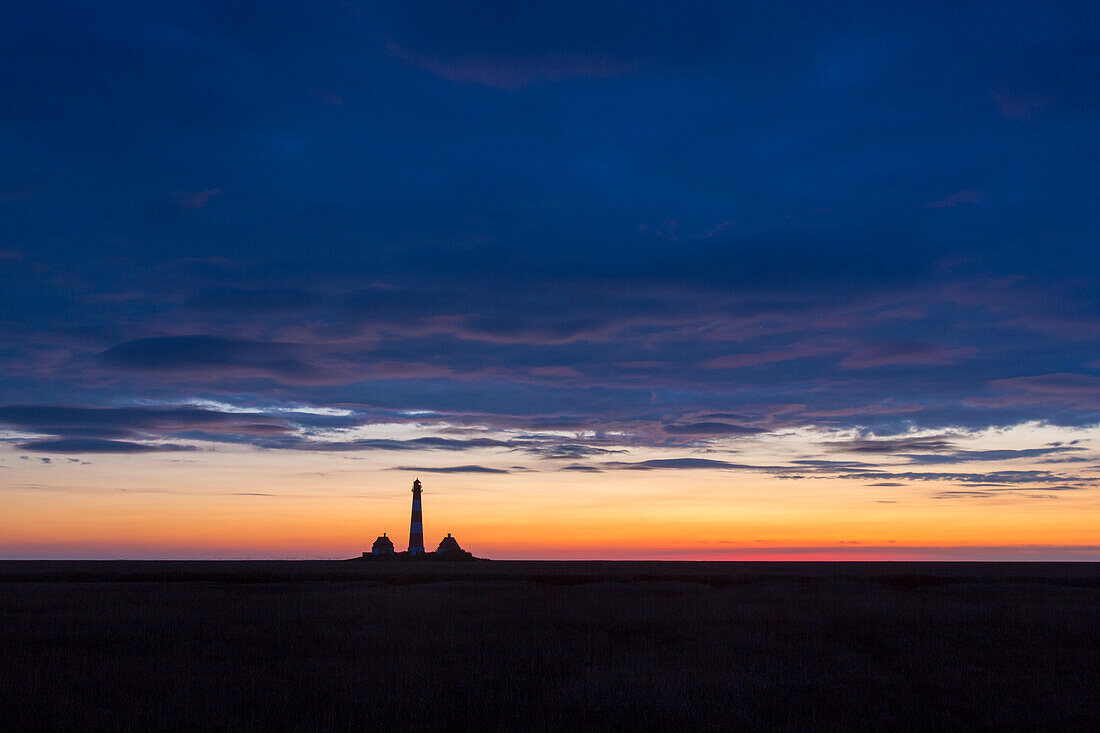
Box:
839 343 977 369
825 436 957 454
393 464 509 474
969 373 1100 409
387 41 631 89
922 189 982 209
702 343 838 369
100 336 329 384
169 189 222 209
19 439 198 454
990 90 1051 120
600 458 755 471
902 446 1085 465
663 422 765 436
310 88 344 106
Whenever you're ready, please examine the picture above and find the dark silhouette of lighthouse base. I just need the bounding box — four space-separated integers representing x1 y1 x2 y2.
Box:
408 478 425 555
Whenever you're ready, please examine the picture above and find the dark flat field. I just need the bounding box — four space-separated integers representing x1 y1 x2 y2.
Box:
3 562 1098 731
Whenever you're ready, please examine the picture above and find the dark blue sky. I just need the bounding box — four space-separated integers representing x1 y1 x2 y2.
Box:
1 1 1098 466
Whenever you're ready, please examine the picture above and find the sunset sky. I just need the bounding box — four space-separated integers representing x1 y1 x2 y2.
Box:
2 1 1098 559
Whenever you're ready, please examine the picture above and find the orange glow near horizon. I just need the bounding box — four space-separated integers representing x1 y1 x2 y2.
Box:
3 438 1098 560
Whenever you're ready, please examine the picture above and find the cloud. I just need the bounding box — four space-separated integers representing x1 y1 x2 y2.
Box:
990 90 1051 120
101 336 326 383
310 89 344 106
931 488 1078 500
394 464 509 474
528 366 583 378
181 289 320 314
967 373 1100 410
526 444 626 459
791 459 878 469
702 343 839 369
601 458 754 471
990 373 1100 397
839 343 976 368
841 469 1095 487
902 446 1086 465
18 439 198 454
804 403 925 418
170 189 222 209
388 41 632 89
826 436 957 454
662 422 766 436
284 436 516 452
382 2 735 89
922 190 982 209
1 2 1098 500
0 404 291 439
0 185 39 202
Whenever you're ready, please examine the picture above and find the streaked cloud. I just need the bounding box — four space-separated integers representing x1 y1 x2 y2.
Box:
394 464 510 474
990 90 1052 120
169 189 222 209
19 439 198 454
839 343 977 369
922 190 982 209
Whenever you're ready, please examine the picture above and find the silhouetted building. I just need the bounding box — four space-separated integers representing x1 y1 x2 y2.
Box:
371 533 394 555
356 479 480 560
408 478 425 555
434 533 472 559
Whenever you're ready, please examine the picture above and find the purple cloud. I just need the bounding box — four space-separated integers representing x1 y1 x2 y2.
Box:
804 403 925 418
283 437 517 452
839 343 977 369
841 469 1093 487
310 89 344 106
19 439 198 454
922 190 983 209
703 343 839 369
388 41 632 89
827 436 956 454
526 444 625 459
990 90 1051 120
902 446 1086 465
393 464 509 474
990 373 1100 396
969 373 1100 409
100 336 330 384
601 458 755 471
0 405 291 437
169 189 222 209
0 185 38 202
663 422 766 436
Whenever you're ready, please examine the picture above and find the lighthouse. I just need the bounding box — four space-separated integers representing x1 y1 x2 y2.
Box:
408 478 425 555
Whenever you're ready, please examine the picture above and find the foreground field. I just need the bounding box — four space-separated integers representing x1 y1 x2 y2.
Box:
2 561 1098 731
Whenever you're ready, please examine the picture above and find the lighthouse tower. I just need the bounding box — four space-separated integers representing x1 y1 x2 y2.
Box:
408 478 425 555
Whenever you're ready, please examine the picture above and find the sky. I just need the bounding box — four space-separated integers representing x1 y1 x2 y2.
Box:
1 1 1099 559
